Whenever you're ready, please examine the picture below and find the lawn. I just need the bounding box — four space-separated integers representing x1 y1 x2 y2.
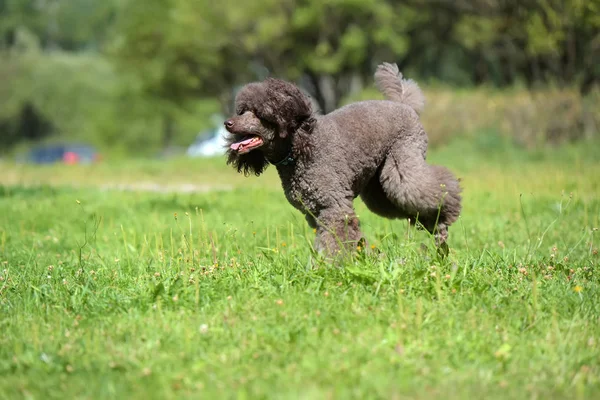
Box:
1 139 599 399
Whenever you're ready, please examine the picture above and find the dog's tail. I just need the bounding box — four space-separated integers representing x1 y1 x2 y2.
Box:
374 62 425 115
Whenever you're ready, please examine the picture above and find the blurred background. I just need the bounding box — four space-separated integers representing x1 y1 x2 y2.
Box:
0 0 599 163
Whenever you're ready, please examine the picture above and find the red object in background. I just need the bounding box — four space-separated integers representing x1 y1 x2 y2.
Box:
63 151 80 164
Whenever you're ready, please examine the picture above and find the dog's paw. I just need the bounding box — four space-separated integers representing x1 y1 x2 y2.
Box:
437 242 449 259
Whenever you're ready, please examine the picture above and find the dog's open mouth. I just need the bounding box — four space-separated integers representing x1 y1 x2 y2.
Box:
230 135 264 154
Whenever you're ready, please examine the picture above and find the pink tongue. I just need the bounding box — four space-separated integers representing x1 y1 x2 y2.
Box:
230 137 255 150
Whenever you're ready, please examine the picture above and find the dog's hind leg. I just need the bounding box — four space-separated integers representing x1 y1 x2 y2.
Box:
377 141 462 245
360 167 408 219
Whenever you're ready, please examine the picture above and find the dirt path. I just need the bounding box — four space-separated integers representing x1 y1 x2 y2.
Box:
97 182 233 193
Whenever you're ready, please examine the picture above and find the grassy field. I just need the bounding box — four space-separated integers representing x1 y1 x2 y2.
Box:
1 139 599 399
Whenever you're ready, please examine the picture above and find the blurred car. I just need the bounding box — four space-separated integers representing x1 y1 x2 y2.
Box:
187 125 229 157
26 144 101 165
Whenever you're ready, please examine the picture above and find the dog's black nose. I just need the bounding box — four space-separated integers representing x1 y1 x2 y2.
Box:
224 120 234 128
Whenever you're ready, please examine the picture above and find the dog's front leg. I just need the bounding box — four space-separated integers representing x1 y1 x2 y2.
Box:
313 208 363 257
305 214 317 229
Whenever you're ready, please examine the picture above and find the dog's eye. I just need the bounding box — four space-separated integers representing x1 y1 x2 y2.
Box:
254 111 268 122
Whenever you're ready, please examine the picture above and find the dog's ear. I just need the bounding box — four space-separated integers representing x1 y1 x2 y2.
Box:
293 115 316 158
263 79 314 138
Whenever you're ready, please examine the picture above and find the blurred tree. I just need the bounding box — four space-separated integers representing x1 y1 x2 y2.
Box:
111 0 419 114
0 0 122 152
109 0 257 147
446 0 600 90
236 0 417 112
1 0 598 153
0 0 118 50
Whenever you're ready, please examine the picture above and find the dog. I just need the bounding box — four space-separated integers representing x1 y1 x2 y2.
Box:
224 62 461 256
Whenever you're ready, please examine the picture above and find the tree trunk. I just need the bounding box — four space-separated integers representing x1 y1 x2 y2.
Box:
474 52 488 84
565 27 576 83
162 114 175 149
304 72 327 113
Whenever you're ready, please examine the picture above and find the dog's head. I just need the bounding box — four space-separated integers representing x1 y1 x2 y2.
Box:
224 78 315 176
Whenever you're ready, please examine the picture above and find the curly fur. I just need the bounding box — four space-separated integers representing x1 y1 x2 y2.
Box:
374 62 425 115
225 79 316 176
224 63 462 256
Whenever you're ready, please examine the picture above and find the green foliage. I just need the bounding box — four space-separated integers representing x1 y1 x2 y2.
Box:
0 48 219 154
0 147 599 398
0 0 599 152
0 0 118 50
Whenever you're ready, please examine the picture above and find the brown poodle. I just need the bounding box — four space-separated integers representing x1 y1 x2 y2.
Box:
224 62 462 256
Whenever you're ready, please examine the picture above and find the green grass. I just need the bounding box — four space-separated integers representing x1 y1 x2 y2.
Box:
1 141 599 399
